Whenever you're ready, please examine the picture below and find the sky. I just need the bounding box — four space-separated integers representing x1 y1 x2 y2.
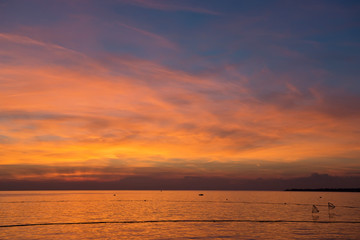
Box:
1 0 360 187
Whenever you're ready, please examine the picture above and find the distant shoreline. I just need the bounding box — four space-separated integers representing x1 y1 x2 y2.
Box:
285 188 360 192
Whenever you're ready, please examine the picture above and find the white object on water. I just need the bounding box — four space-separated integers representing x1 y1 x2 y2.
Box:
312 205 319 213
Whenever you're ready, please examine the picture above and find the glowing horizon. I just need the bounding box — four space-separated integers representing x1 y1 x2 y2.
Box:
1 0 360 183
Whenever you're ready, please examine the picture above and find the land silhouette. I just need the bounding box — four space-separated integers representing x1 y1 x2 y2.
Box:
1 173 359 191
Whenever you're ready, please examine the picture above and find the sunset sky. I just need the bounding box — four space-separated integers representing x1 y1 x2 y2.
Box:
1 0 360 185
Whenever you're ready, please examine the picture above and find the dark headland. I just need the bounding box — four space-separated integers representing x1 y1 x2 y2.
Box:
285 188 360 192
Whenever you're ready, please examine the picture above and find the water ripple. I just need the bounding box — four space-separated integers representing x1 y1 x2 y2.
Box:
1 219 360 228
1 200 359 209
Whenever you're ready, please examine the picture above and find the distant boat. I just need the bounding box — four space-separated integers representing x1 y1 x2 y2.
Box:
328 202 335 210
199 193 204 196
312 205 319 213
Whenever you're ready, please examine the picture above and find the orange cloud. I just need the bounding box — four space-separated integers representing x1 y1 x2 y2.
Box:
1 32 360 181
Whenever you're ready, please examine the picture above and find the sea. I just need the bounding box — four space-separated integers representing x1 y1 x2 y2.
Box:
0 190 359 239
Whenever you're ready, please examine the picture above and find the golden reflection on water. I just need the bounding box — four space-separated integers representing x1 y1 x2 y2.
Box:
0 191 359 239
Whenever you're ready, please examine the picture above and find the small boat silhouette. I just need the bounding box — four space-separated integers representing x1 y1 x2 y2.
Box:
198 193 204 196
328 202 335 210
312 205 319 213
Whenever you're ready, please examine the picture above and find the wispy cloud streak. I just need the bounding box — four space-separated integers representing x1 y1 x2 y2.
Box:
119 0 221 15
117 22 178 50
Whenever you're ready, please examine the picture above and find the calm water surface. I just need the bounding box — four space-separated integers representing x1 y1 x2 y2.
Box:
0 190 359 239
